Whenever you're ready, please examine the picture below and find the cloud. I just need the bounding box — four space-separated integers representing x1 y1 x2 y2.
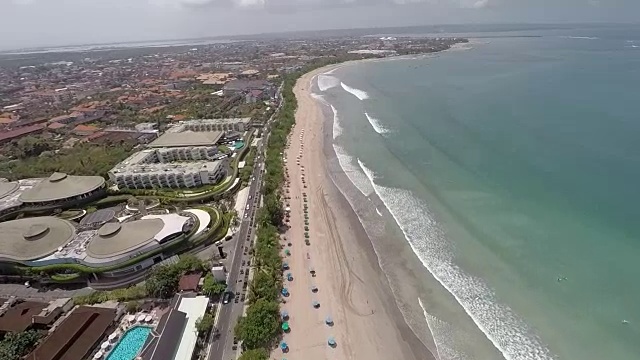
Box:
11 0 36 4
472 0 489 8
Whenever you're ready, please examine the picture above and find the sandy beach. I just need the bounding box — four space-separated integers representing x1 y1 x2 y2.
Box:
274 65 434 360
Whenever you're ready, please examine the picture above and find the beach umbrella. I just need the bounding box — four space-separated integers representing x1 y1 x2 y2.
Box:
137 314 146 322
281 310 289 320
309 266 315 273
284 249 291 256
100 341 110 350
311 285 318 293
283 262 289 270
304 226 309 231
280 342 288 351
282 322 290 331
108 332 118 341
93 351 104 359
313 300 320 308
304 220 309 225
328 337 336 347
287 273 293 281
325 316 333 325
145 315 153 323
281 288 290 296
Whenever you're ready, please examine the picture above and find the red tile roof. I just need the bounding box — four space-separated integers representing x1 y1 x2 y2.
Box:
178 272 202 292
0 124 45 142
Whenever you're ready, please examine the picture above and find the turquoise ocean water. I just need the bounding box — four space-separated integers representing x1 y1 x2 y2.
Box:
314 25 640 360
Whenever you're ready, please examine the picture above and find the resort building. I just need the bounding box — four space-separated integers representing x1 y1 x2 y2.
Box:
179 118 252 132
110 142 228 190
26 305 118 360
148 130 223 148
0 173 106 217
0 209 212 283
138 293 210 360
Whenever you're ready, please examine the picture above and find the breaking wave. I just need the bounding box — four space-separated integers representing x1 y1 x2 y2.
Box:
332 145 374 197
355 159 555 360
421 299 470 360
341 82 370 100
365 112 390 134
330 104 342 139
317 74 340 91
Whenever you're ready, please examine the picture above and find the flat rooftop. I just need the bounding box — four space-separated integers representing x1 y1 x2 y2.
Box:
26 306 117 360
19 172 105 203
0 216 77 262
148 131 222 148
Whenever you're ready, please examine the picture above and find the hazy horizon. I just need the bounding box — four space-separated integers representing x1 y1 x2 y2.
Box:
1 0 639 51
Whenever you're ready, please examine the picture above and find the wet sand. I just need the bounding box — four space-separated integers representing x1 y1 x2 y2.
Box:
274 65 435 360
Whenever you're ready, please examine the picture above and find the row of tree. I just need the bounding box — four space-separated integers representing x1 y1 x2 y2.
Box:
233 58 355 359
234 71 304 360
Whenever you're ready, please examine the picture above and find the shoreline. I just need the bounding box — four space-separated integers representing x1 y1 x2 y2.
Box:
289 49 507 360
276 63 437 360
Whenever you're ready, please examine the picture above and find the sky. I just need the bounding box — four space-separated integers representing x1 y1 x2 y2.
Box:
0 0 638 50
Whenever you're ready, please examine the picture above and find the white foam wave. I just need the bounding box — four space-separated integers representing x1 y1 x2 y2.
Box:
375 208 383 216
332 145 374 197
357 159 555 360
421 299 470 360
317 74 340 91
563 36 599 40
340 82 370 100
365 112 390 134
330 104 342 139
310 92 329 105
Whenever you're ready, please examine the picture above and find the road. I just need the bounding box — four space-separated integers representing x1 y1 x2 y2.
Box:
207 83 282 360
208 140 265 360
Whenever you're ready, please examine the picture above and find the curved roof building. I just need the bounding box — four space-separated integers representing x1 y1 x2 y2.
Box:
0 217 76 261
19 172 105 205
86 213 192 260
0 182 20 199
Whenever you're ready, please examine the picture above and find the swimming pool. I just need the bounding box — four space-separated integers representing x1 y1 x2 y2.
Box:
106 326 152 360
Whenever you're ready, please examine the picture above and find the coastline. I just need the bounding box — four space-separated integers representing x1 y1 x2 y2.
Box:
277 63 436 360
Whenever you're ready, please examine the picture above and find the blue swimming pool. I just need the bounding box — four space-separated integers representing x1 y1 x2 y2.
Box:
106 326 152 360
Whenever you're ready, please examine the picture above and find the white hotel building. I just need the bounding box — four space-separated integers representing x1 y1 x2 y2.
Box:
109 148 227 189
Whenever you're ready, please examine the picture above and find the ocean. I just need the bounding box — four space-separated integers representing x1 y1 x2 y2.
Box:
313 25 640 360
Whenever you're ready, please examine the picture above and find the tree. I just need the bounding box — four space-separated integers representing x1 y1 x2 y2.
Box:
175 254 206 273
0 330 42 360
202 274 226 298
145 265 180 299
195 312 215 334
125 300 140 313
238 348 269 360
234 299 280 350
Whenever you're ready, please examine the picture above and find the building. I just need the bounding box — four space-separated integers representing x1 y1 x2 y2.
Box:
26 306 117 360
139 294 210 360
178 118 252 132
211 265 226 282
0 211 210 280
222 79 271 96
109 148 227 190
0 123 45 144
148 130 223 148
1 174 105 218
18 172 106 209
110 160 226 189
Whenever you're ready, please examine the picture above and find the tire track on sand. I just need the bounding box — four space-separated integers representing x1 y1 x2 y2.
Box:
314 184 368 317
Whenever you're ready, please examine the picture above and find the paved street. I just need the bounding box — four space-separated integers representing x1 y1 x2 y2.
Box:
0 283 93 301
208 139 266 360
